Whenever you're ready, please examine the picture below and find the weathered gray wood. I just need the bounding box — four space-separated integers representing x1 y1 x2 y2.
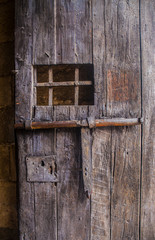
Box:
141 1 155 239
91 128 111 240
56 128 90 240
111 126 141 239
81 127 92 198
92 1 141 239
92 0 106 118
56 0 92 64
17 132 35 240
105 1 141 239
105 0 141 118
74 0 92 64
34 183 57 240
15 0 33 122
91 1 111 239
33 0 55 64
32 130 57 240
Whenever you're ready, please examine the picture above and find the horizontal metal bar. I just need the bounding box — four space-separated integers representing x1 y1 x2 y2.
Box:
14 118 142 130
35 81 92 87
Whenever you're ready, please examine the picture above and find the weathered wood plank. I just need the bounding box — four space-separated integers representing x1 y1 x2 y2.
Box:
17 132 35 240
33 0 55 64
91 128 111 240
91 1 110 239
32 130 57 240
74 0 92 63
56 0 92 64
15 0 33 122
111 126 141 240
105 0 141 118
141 1 155 239
34 183 57 240
56 0 75 63
56 128 90 240
92 0 106 117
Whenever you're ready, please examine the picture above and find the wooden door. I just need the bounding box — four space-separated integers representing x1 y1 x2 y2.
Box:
15 1 154 240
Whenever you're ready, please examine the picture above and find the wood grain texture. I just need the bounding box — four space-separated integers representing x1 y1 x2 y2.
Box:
105 0 141 118
32 130 57 240
17 132 35 240
15 0 33 122
92 0 106 117
56 0 92 64
56 128 90 240
17 129 57 240
33 0 55 64
111 126 141 240
141 1 155 239
91 128 111 240
55 2 92 237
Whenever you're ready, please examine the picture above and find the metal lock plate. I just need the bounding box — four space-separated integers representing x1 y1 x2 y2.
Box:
26 155 58 182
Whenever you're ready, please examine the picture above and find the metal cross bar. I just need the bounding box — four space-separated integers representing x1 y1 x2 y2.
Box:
14 118 143 130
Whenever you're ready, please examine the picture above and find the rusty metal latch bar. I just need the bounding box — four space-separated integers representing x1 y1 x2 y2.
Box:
14 117 143 130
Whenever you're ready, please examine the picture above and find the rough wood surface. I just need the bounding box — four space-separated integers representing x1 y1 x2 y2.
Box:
17 132 35 240
56 128 90 240
81 127 92 198
33 0 55 64
105 0 141 118
91 128 111 240
111 126 141 239
15 0 33 122
141 1 155 239
32 130 57 240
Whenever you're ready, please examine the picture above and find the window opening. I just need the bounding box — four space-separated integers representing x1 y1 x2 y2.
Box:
35 64 94 106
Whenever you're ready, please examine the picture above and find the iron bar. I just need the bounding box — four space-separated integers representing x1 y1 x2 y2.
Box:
14 118 142 130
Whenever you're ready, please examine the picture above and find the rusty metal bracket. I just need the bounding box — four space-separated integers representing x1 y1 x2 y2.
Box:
87 117 95 128
25 120 32 130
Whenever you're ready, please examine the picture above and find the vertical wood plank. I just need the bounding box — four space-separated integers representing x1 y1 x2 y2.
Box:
74 0 92 63
34 183 57 240
17 132 35 240
56 0 76 63
57 129 90 240
92 0 106 117
92 1 111 239
105 1 141 239
105 0 141 118
33 0 55 65
56 2 92 238
32 130 57 240
111 126 141 240
15 0 33 122
56 0 92 64
141 1 155 239
91 128 111 240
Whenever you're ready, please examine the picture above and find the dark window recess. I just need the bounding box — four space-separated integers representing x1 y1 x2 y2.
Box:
35 64 94 106
37 87 49 106
53 65 75 82
37 66 49 83
53 86 75 105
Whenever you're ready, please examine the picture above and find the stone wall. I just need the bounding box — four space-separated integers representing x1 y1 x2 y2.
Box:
0 0 18 239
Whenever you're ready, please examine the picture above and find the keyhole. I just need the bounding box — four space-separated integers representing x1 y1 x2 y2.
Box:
41 160 45 166
49 162 57 176
49 166 53 174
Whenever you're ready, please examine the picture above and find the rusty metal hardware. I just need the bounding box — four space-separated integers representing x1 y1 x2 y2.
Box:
14 117 142 130
26 155 58 182
16 117 142 199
